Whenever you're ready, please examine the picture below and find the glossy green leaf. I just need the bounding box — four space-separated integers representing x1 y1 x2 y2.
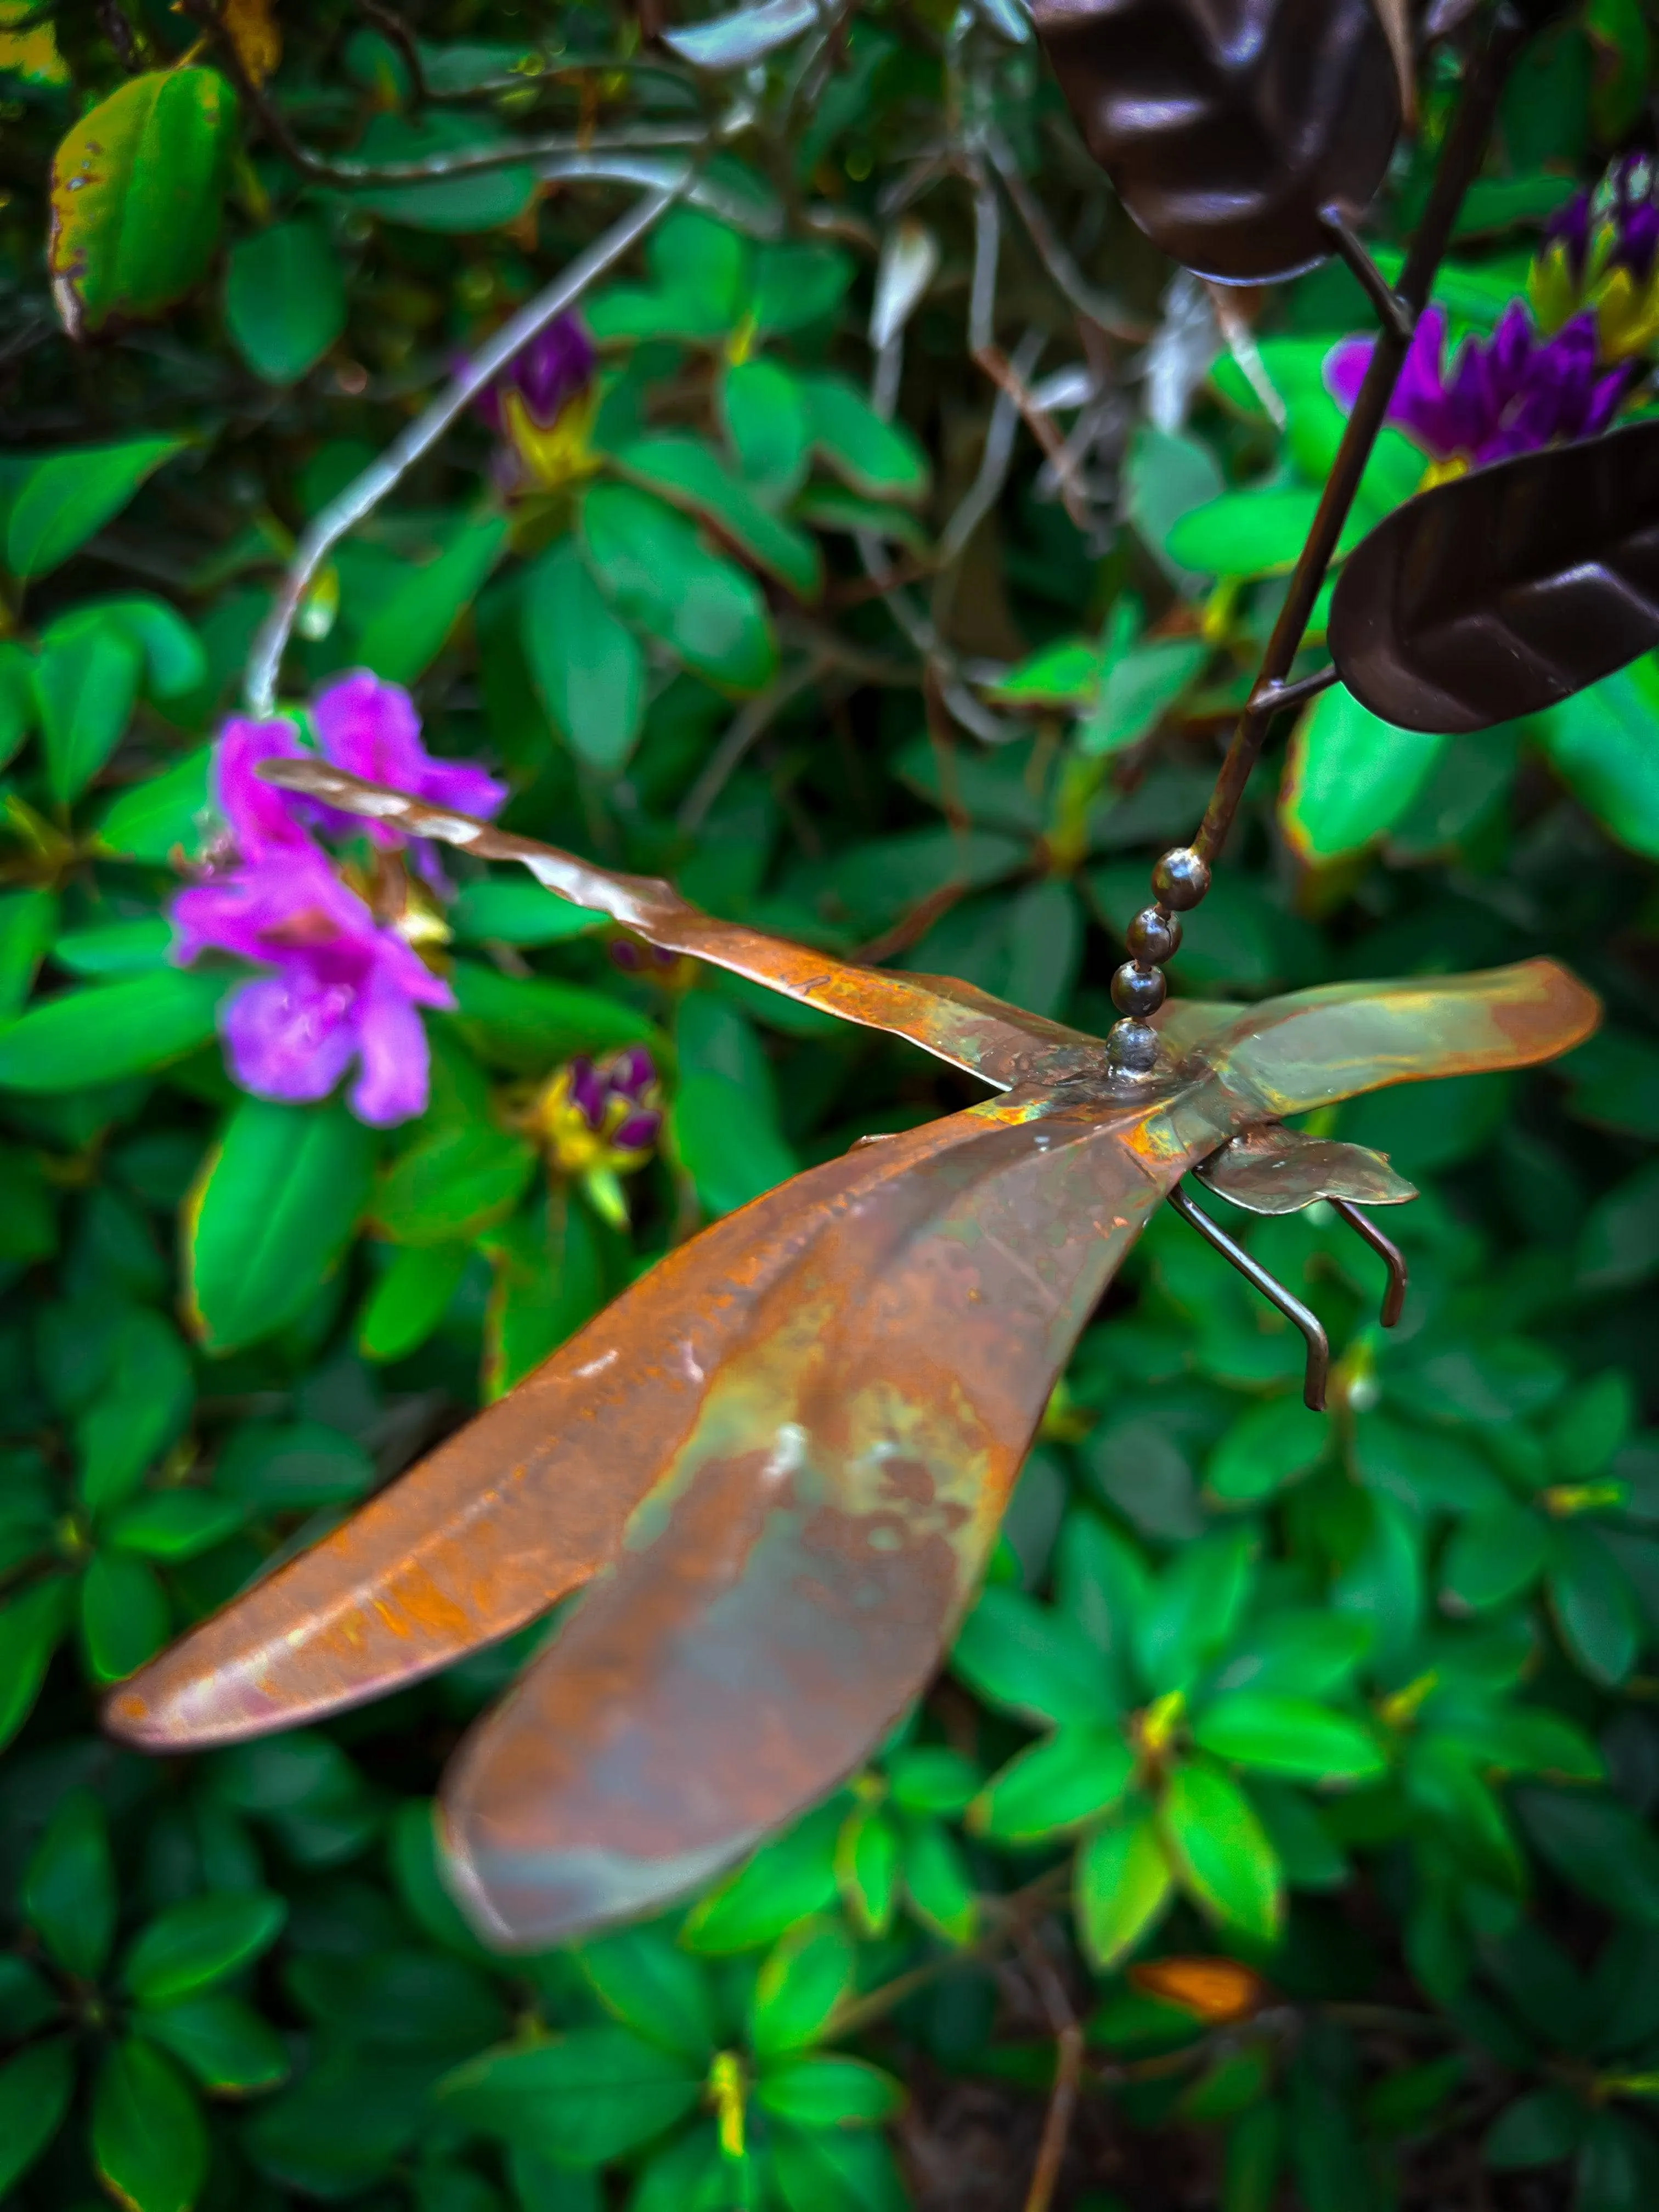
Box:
81 1548 171 1682
612 433 822 598
1136 1526 1258 1697
577 1925 718 2061
720 357 810 501
449 956 655 1073
1161 1759 1284 1940
212 1419 374 1509
439 2027 702 2166
92 2037 208 2212
124 1890 287 2008
225 219 348 383
581 483 778 693
1541 658 1659 861
1074 1805 1175 1969
751 1918 855 2058
0 885 57 1022
1192 1692 1387 1784
1206 1395 1330 1504
884 1745 980 1816
449 876 606 947
0 2038 75 2198
187 1097 375 1353
94 743 213 862
138 1995 290 2095
902 1820 978 1944
953 1584 1122 1729
104 1491 245 1560
375 1119 536 1245
3 436 187 580
49 67 235 337
1549 1525 1641 1687
25 1786 117 1979
358 1241 471 1363
0 639 35 769
1442 1500 1553 1611
836 1806 900 1937
1280 684 1451 864
0 1577 72 1752
522 535 646 775
675 1066 797 1217
682 1803 842 1954
479 1194 605 1398
755 2055 905 2127
800 374 929 501
341 110 535 231
33 617 143 803
354 512 509 685
0 968 223 1090
969 1727 1134 1843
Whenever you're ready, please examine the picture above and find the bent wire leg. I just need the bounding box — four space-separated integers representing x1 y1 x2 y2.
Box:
1167 1186 1331 1414
1330 1198 1409 1329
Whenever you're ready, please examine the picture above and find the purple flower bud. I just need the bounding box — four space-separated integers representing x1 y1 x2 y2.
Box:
611 1109 662 1153
566 1056 608 1130
476 314 596 435
609 1047 657 1101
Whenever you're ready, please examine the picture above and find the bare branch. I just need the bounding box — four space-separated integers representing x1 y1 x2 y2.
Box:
985 130 1150 343
243 190 681 716
675 658 825 834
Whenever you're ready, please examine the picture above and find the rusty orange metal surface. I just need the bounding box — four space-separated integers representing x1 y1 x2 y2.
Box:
104 766 1599 1949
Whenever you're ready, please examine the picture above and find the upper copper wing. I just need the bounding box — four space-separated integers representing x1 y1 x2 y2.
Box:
259 760 1101 1091
433 1089 1190 1949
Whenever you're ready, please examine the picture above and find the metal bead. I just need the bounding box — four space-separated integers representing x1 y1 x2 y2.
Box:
1152 847 1211 912
1127 906 1181 963
1107 1018 1160 1075
1111 961 1168 1018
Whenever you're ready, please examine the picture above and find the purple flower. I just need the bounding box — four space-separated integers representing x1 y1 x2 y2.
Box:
540 1050 662 1173
214 716 315 861
1324 303 1627 469
313 670 507 844
175 850 453 1127
1545 155 1659 287
477 315 596 433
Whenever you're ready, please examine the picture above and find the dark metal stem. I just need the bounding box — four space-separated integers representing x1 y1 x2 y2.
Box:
1330 1199 1409 1328
1188 2 1528 870
1167 1187 1331 1412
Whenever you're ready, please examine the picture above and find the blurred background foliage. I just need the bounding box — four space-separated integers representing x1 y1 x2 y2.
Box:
3 0 1659 2207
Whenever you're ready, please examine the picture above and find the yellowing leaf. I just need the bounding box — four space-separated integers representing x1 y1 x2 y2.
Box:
49 68 238 339
223 0 281 83
0 0 67 85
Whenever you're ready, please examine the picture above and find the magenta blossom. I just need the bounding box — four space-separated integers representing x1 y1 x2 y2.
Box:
171 673 505 1127
1324 302 1627 469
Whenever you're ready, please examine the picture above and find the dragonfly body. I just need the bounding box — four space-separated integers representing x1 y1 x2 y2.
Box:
105 766 1598 1947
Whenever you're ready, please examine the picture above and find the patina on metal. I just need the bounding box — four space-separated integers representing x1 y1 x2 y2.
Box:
1329 418 1659 732
103 765 1599 1949
1031 0 1402 284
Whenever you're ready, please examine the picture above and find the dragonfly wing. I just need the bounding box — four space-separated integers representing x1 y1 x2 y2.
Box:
1185 958 1598 1119
261 761 1099 1090
431 1093 1194 1950
105 1108 1060 1751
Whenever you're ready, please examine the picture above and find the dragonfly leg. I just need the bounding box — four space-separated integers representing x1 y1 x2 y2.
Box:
1167 1185 1331 1413
1329 1198 1409 1329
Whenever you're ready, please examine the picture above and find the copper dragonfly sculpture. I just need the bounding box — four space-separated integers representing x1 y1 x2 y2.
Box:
107 0 1630 1949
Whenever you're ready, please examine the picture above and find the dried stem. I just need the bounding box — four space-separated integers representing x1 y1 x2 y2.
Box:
354 0 430 106
242 190 680 715
1018 1933 1085 2212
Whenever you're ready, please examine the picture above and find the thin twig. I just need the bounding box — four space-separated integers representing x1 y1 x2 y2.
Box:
828 1865 1071 2040
676 659 823 834
242 190 680 715
1018 1932 1085 2212
354 0 429 106
938 326 1044 567
985 129 1150 344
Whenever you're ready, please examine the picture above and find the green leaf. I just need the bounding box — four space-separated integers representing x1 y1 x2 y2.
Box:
1541 658 1659 861
1549 1525 1641 1688
1280 685 1451 864
0 969 224 1090
138 1995 290 2095
611 433 822 599
33 617 143 803
1578 1159 1659 1291
1166 486 1326 578
577 1925 718 2061
1206 1395 1330 1504
353 512 509 685
836 1807 900 1937
771 2124 909 2212
449 957 655 1073
375 1119 537 1245
675 1067 797 1216
751 1918 855 2059
187 1097 375 1353
1081 638 1209 758
682 1802 842 1954
48 595 206 699
1441 1499 1551 1611
0 2038 75 2198
884 1745 980 1816
213 1419 374 1509
799 373 929 501
93 743 213 863
755 2055 904 2128
0 639 35 769
49 66 234 336
581 483 778 693
55 915 173 978
225 219 347 383
521 536 646 775
902 1820 978 1944
751 240 854 333
480 1195 604 1397
1485 2086 1589 2168
989 636 1101 707
0 1578 72 1751
439 2027 702 2166
969 1727 1134 1843
104 1491 246 1560
25 1786 117 1979
1161 1758 1284 1940
92 2038 208 2212
953 1584 1121 1728
720 358 810 502
1136 1526 1258 1697
449 875 606 947
76 1305 194 1513
341 110 535 232
1074 1805 1175 1969
4 436 186 580
81 1548 171 1682
124 1891 287 2008
1191 1692 1387 1784
358 1241 470 1363
0 885 57 1021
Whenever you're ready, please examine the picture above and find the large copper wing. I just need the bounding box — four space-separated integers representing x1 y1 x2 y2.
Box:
105 768 1597 1946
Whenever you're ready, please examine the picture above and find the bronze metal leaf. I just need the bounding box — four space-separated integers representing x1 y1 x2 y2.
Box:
1031 0 1401 284
1328 419 1659 733
1195 1125 1417 1214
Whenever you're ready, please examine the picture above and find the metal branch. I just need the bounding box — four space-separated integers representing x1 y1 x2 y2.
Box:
1330 1199 1409 1329
243 190 679 716
1169 1186 1331 1412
